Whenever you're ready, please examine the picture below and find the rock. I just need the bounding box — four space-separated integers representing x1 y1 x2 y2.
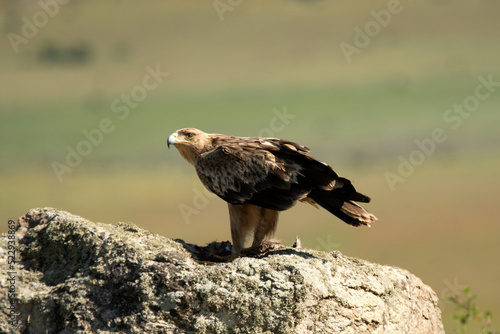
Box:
0 208 444 333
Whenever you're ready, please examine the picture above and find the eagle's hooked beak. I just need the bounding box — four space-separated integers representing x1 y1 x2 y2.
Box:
168 132 190 148
167 133 178 148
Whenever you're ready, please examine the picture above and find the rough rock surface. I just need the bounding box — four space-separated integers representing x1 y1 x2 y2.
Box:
0 208 444 333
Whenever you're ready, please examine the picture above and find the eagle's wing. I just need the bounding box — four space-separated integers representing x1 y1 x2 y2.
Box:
194 138 340 211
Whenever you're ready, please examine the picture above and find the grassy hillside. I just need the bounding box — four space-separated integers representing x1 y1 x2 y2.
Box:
1 0 500 331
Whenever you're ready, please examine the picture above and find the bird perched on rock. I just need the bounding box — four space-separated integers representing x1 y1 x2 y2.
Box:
167 128 377 257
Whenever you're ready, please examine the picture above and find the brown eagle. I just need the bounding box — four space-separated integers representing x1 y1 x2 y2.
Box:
167 128 377 256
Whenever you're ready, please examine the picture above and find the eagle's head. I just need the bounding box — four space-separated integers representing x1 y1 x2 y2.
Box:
167 128 211 164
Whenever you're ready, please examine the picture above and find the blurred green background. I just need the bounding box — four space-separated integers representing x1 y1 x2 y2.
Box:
1 0 499 331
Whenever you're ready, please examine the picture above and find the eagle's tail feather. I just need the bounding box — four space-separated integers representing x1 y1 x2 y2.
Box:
308 190 378 227
338 200 378 227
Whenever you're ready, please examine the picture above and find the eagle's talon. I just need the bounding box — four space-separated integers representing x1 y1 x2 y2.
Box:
241 245 262 255
212 253 241 262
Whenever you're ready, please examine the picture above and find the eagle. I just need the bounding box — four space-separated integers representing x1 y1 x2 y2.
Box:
167 128 377 256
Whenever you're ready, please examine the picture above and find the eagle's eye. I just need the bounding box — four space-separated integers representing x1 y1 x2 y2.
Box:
184 132 194 139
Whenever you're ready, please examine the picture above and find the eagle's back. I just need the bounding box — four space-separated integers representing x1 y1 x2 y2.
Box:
194 135 343 211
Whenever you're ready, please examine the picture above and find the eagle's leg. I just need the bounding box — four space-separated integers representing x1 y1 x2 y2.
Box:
249 207 279 253
227 203 261 254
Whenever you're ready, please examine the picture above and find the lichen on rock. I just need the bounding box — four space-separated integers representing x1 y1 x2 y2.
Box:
0 208 444 333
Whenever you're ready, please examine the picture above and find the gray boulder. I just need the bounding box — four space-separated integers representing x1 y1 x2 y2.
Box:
0 208 444 333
